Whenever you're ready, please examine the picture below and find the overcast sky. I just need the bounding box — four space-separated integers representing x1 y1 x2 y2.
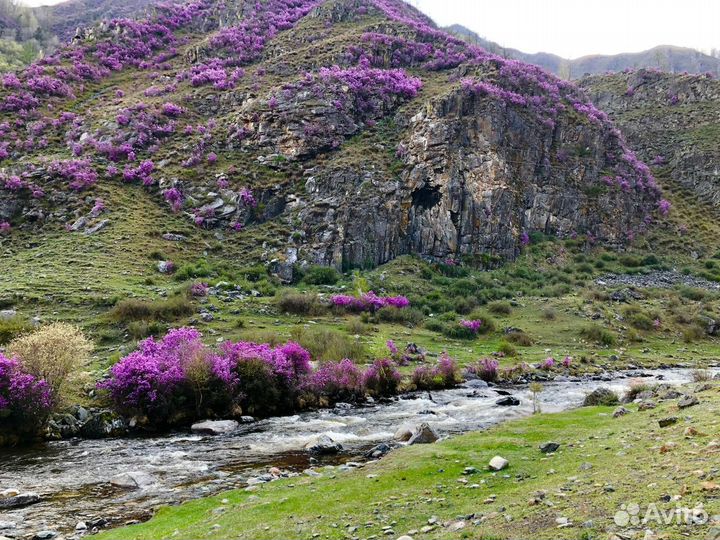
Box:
19 0 720 59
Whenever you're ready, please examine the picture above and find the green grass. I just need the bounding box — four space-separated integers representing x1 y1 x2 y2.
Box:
97 382 720 540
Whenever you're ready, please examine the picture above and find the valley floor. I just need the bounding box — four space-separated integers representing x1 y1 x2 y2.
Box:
97 379 720 540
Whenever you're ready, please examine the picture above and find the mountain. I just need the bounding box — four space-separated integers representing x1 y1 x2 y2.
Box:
580 69 720 209
0 0 662 281
0 0 153 70
445 24 720 79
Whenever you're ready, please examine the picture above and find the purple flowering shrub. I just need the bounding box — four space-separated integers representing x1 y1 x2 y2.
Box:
466 358 499 382
331 291 410 313
303 359 364 403
411 353 459 390
362 358 401 397
0 353 53 434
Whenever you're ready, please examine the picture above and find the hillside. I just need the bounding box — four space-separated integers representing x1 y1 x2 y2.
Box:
445 24 720 79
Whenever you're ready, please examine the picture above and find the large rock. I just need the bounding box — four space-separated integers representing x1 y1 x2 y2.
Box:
190 420 239 435
305 434 343 455
678 395 699 409
488 456 509 471
110 472 156 490
496 396 520 406
407 423 439 445
583 387 619 407
0 492 40 509
539 442 560 454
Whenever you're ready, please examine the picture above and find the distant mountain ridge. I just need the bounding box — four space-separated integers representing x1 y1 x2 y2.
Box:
445 24 720 79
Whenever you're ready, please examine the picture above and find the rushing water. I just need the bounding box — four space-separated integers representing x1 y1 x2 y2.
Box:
0 369 708 539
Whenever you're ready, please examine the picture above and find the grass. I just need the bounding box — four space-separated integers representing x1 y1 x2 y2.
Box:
97 381 720 540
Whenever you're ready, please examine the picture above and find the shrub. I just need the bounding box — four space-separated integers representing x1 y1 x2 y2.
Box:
362 359 401 397
0 316 32 345
579 324 616 346
497 341 517 356
302 265 340 285
345 318 370 335
691 369 712 382
487 301 512 316
304 359 364 403
8 323 92 402
466 358 499 382
127 320 166 340
276 292 326 316
466 311 496 333
622 383 654 402
331 291 410 312
411 354 459 390
506 331 533 346
109 296 194 323
374 306 424 325
0 353 53 435
541 308 557 321
290 327 365 362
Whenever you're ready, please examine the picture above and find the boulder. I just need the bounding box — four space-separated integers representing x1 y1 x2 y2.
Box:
110 471 156 490
539 442 560 454
495 396 520 406
613 406 631 418
0 492 40 509
190 419 239 435
488 456 509 471
407 423 439 445
582 387 619 406
305 434 343 455
658 416 679 428
393 424 415 442
678 395 699 409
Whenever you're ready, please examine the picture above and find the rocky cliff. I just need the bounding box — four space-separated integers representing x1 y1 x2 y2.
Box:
0 0 663 275
580 70 720 207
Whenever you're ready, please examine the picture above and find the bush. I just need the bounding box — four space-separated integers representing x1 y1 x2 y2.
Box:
497 341 517 356
0 353 53 435
487 301 512 316
290 327 365 362
362 359 401 397
345 318 370 335
302 265 340 285
622 383 655 402
506 331 533 346
276 292 327 316
0 316 32 345
127 320 166 340
411 354 459 390
8 323 92 402
304 359 364 403
466 358 499 382
541 308 557 321
109 296 194 323
582 387 619 406
579 324 616 346
691 369 712 382
374 306 424 325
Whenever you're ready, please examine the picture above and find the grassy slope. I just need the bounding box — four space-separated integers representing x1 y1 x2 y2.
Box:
98 381 720 540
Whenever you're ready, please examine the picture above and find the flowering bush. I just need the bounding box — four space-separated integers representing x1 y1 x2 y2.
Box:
331 291 410 313
304 359 364 403
540 357 556 370
411 354 459 390
189 282 209 297
460 319 483 334
466 358 499 382
0 353 53 434
362 358 401 397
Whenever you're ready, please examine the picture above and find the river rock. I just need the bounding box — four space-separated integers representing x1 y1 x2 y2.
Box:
582 387 619 406
407 423 439 445
540 442 560 453
80 409 127 438
33 531 57 540
305 434 343 455
365 443 394 459
678 395 699 409
110 471 156 489
190 420 239 435
393 425 415 442
489 456 509 471
495 396 520 406
465 379 489 389
658 416 679 428
0 492 40 509
613 406 631 418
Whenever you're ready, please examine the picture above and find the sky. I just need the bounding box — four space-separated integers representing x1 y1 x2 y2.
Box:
18 0 720 59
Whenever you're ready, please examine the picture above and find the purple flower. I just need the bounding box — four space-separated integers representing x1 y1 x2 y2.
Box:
460 319 482 333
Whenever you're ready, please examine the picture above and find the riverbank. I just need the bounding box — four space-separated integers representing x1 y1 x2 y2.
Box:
95 377 720 540
0 369 712 540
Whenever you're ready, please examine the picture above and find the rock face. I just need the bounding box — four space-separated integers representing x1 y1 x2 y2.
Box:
299 86 657 269
581 70 720 208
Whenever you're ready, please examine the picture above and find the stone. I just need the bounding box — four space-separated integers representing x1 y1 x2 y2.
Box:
33 531 57 540
157 260 174 273
110 472 156 489
465 379 489 389
305 434 343 455
495 396 520 406
0 492 40 509
638 400 657 411
365 443 393 459
582 387 619 406
0 310 17 320
393 425 415 442
678 395 699 409
75 522 87 531
489 456 509 471
658 416 679 428
613 406 631 418
407 423 439 445
539 442 560 453
191 420 239 435
397 536 414 540
162 233 187 242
